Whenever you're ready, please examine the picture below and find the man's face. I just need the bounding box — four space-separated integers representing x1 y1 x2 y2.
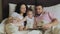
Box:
36 6 43 14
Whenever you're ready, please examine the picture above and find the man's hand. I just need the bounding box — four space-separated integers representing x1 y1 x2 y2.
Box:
42 24 52 30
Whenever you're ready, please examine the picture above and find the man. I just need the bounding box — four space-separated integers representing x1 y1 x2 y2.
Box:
34 4 58 34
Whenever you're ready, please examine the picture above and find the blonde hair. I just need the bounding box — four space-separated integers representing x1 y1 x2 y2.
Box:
5 17 13 24
5 17 20 25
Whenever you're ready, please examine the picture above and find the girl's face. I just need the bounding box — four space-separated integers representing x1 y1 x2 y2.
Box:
12 18 18 23
9 18 18 23
27 11 33 18
20 4 26 13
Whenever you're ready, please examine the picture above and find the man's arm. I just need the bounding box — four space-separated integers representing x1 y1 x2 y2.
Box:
48 12 58 26
33 17 37 28
50 18 58 26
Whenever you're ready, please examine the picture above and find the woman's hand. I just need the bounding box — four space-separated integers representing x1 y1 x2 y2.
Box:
42 24 52 30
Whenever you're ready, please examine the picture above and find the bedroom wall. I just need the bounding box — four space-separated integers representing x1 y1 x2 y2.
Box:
0 0 2 22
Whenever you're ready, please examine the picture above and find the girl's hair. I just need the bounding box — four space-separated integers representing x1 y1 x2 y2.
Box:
15 3 28 17
27 8 33 12
5 17 13 24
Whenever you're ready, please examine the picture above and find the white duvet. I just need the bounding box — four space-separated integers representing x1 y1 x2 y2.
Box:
0 18 7 34
0 24 5 34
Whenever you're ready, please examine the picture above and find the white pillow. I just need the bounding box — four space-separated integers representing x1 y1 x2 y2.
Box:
0 24 5 34
9 3 17 16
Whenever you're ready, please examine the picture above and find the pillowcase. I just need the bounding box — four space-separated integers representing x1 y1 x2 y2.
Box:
9 3 17 16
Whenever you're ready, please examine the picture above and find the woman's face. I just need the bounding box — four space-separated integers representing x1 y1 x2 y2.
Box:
20 4 26 13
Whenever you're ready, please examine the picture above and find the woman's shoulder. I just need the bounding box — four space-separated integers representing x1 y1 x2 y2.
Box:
12 12 19 15
10 12 20 17
10 12 23 19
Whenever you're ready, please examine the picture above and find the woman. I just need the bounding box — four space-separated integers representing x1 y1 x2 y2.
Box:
10 3 27 30
5 3 28 34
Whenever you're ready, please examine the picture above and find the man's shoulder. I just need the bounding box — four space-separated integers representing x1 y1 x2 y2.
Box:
44 11 49 14
44 11 52 15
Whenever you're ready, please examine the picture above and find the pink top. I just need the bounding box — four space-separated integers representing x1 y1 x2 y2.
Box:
35 12 56 24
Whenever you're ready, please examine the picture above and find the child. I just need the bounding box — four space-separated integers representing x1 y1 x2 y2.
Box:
5 17 20 34
26 9 34 29
6 17 23 31
5 17 21 26
21 9 34 29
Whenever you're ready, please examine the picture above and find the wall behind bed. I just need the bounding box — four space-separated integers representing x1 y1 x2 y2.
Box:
0 0 2 22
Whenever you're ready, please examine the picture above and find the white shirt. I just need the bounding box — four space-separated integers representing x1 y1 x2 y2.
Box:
26 16 34 28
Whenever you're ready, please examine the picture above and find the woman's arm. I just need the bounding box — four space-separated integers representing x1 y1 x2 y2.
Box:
19 16 27 23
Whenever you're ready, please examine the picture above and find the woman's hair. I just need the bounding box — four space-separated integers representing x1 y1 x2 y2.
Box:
15 3 28 17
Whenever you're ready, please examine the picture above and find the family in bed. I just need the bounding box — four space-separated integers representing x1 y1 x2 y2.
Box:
1 3 59 34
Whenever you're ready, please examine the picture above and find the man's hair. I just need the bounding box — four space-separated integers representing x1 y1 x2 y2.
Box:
35 4 43 8
35 4 43 17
